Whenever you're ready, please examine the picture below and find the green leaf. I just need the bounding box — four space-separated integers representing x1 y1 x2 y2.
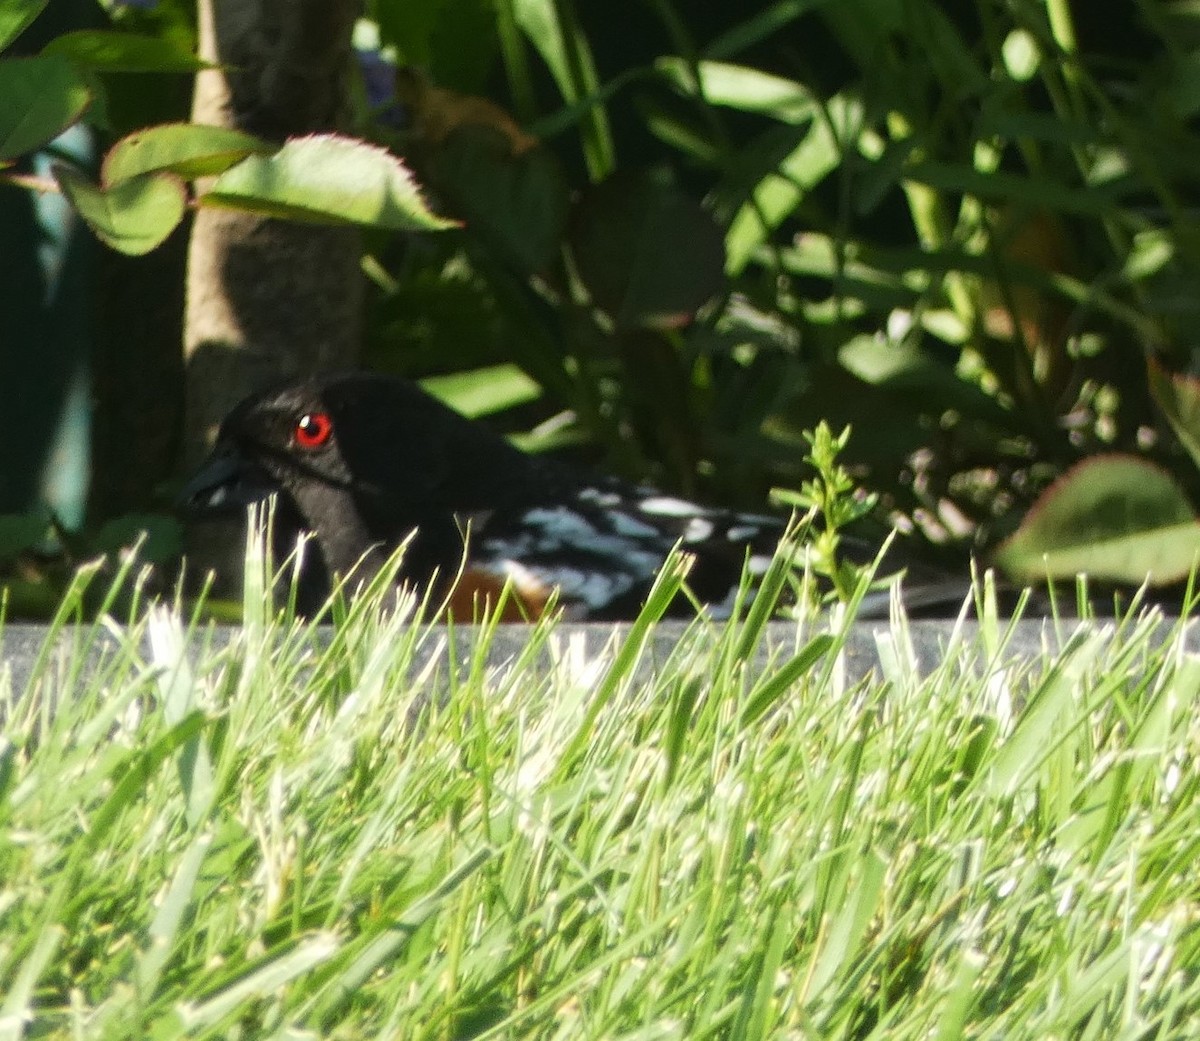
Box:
175 934 340 1032
0 0 46 52
93 514 184 564
1148 357 1200 472
54 164 186 255
569 171 725 330
741 634 835 725
0 55 90 161
427 124 569 275
1002 28 1040 82
420 364 541 418
725 94 856 274
103 123 271 185
905 161 1119 215
838 335 1013 427
201 134 457 232
994 455 1200 584
0 513 50 558
657 58 815 123
42 30 210 73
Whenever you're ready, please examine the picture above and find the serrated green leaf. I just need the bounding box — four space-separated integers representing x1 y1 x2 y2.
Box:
42 30 209 73
995 455 1200 584
54 164 186 255
0 0 46 52
103 123 271 185
201 134 456 232
0 55 90 160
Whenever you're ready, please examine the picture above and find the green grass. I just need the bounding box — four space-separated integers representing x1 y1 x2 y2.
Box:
3 547 1200 1039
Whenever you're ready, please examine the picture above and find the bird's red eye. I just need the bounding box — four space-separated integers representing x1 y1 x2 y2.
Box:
294 411 333 449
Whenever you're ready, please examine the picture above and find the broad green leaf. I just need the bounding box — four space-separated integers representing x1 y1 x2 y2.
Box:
657 58 815 124
569 171 725 330
1148 357 1200 472
1166 48 1200 118
42 30 209 73
421 364 540 417
426 124 569 275
104 123 271 185
93 514 184 564
54 164 186 255
994 455 1200 584
725 94 857 274
838 336 1013 427
202 134 456 231
0 513 50 558
0 55 90 161
0 0 46 52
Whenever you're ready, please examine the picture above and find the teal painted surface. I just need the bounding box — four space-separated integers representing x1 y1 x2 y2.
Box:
0 125 95 529
0 0 103 530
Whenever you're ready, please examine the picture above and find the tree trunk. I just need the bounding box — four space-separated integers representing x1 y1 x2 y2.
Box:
184 0 364 465
183 0 364 595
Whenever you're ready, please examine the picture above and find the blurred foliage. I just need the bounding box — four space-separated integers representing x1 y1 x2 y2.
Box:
352 0 1200 576
6 0 1200 611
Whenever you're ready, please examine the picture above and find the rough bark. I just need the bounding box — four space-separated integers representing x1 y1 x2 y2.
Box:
183 0 364 594
183 0 365 465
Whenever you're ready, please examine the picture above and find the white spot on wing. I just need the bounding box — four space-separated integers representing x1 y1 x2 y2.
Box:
747 554 772 575
726 524 761 542
639 495 702 517
523 507 598 543
577 487 622 508
496 559 628 611
683 517 714 543
609 510 660 539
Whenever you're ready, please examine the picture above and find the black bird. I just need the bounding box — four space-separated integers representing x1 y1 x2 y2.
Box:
179 371 939 619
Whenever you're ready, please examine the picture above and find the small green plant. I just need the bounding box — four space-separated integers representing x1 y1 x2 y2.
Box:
771 420 880 608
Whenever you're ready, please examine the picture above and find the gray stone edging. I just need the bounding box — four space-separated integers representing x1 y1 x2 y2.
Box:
4 617 1189 704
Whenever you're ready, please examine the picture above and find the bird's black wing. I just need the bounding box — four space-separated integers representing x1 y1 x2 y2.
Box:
466 483 785 620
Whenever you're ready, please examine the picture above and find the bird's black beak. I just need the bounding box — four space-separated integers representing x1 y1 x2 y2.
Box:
176 445 279 517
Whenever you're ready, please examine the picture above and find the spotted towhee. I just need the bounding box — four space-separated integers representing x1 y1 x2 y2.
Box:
178 371 955 620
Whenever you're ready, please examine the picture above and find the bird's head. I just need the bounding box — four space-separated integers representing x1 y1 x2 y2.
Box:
178 371 543 595
178 370 533 526
178 379 359 518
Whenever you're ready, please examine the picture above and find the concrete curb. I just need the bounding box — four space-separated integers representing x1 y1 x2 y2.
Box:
5 617 1187 704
